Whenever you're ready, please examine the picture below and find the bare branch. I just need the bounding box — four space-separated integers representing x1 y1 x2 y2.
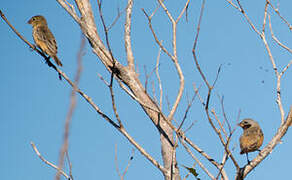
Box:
182 163 196 180
122 149 135 179
192 39 240 172
1 10 171 176
65 151 74 180
261 38 285 123
288 106 292 126
230 1 286 125
98 71 158 120
152 80 159 106
30 142 70 180
56 0 81 24
115 144 135 180
176 0 190 23
178 132 225 175
178 87 200 131
142 9 175 61
108 7 125 31
225 0 240 10
179 138 217 180
157 0 175 23
219 96 232 134
235 0 261 35
97 0 124 127
125 0 135 70
216 129 236 180
120 127 168 174
97 73 110 86
192 0 210 89
55 34 85 180
261 2 269 34
156 0 185 121
155 47 163 109
267 0 292 31
115 77 162 113
211 109 228 141
279 60 292 77
268 15 292 55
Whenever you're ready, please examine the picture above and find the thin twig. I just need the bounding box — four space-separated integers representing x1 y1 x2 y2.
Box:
182 163 197 180
262 2 269 34
156 0 185 121
55 34 85 180
267 0 292 30
152 80 158 105
219 96 232 133
155 47 163 109
65 151 74 180
122 149 135 179
158 0 174 22
56 0 81 24
176 0 190 23
235 0 261 36
178 87 200 131
97 0 123 127
268 15 292 54
179 138 216 180
225 0 240 10
192 0 210 89
108 6 126 31
142 9 175 61
211 109 228 141
279 60 292 77
30 142 70 179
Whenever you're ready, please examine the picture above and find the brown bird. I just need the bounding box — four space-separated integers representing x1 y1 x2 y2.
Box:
238 118 264 164
28 15 62 66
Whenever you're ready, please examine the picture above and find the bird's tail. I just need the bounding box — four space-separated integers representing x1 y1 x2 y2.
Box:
52 55 63 67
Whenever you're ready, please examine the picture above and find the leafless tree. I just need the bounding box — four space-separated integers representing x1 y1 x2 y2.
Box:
1 0 291 179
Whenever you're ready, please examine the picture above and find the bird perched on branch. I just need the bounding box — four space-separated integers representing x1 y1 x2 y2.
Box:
238 118 264 164
28 15 62 67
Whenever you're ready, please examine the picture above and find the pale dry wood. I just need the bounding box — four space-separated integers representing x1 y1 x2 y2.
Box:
124 0 135 71
57 1 177 179
96 0 123 127
157 0 185 122
179 138 217 180
1 10 168 176
1 6 233 180
266 0 292 30
114 144 135 180
155 47 163 109
192 0 239 173
268 15 292 54
31 142 70 179
212 109 228 140
55 35 85 180
225 1 292 178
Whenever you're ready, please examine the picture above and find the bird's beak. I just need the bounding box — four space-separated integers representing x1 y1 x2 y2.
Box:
237 123 242 127
27 18 32 24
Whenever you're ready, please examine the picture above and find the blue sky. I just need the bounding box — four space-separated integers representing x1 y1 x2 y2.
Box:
1 0 291 180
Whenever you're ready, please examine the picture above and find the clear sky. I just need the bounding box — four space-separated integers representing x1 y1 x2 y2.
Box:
1 0 291 180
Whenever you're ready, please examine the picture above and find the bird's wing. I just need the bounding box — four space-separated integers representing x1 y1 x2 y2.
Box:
35 26 58 55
